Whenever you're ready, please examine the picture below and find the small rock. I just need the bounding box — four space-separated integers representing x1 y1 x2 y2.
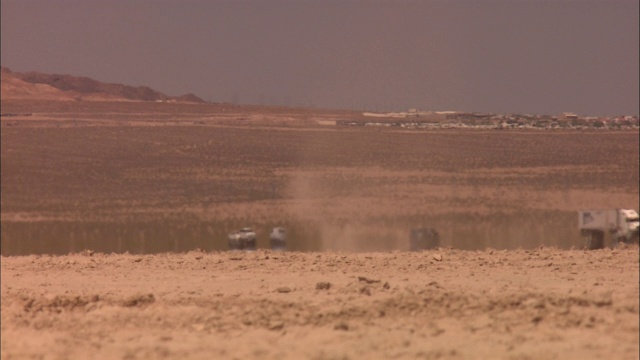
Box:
276 287 292 293
316 282 331 290
269 322 284 331
334 322 349 331
523 297 545 309
133 258 142 263
590 291 612 307
123 293 155 307
358 276 380 284
433 254 443 262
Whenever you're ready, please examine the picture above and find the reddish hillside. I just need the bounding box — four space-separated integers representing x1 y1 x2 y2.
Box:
1 67 206 103
1 67 78 101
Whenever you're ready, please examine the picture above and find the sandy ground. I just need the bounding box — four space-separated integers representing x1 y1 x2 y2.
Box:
1 246 638 360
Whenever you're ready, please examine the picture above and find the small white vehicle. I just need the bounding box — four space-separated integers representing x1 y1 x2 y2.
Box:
578 209 639 249
270 227 287 251
228 227 257 251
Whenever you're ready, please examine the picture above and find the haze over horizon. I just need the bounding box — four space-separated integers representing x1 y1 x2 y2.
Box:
1 0 638 116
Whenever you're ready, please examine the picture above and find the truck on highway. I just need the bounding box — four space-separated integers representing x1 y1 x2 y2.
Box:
578 209 639 249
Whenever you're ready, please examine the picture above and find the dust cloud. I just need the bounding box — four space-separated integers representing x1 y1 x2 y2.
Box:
284 172 410 252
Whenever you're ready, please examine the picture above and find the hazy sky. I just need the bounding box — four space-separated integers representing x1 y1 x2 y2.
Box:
2 0 638 115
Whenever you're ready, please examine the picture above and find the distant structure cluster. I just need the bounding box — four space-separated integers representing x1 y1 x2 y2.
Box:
343 110 640 130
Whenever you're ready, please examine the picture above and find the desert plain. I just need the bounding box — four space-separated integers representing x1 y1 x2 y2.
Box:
1 99 639 359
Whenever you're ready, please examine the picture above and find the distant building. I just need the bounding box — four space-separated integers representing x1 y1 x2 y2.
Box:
560 112 579 120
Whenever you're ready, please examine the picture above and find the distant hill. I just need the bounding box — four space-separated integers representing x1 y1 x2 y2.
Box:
0 67 206 103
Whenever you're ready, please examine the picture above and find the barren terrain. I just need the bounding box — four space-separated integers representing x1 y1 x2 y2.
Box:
2 247 639 360
1 100 639 359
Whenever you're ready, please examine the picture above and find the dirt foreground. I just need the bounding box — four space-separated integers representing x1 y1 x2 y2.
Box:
1 246 638 360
